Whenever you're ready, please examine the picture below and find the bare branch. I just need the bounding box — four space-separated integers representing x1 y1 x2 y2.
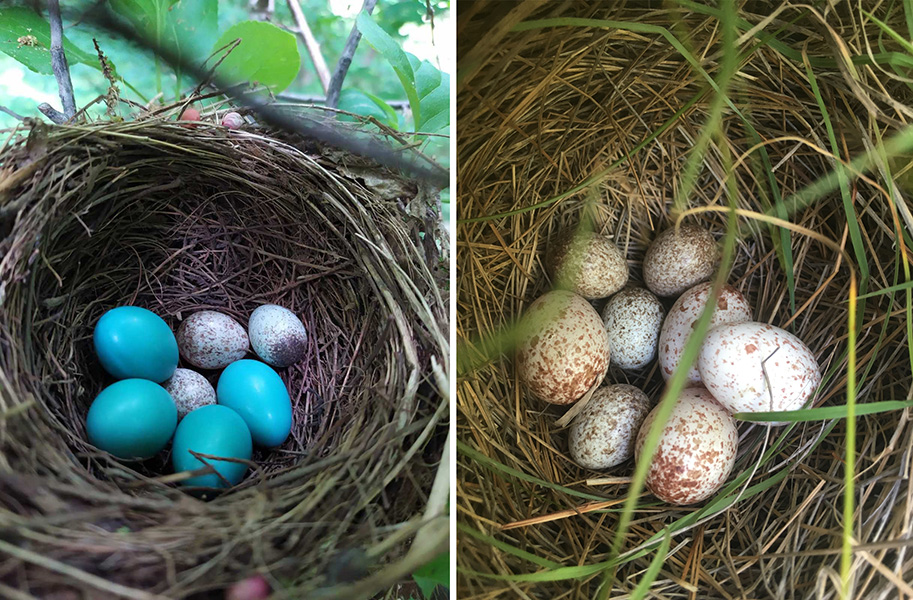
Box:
0 106 25 121
325 0 378 109
48 0 76 119
286 0 331 93
37 103 67 124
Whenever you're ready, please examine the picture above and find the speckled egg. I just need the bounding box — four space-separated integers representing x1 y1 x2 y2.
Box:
248 305 308 368
547 230 628 299
516 290 610 405
569 384 650 469
635 387 738 505
658 283 752 383
176 311 249 370
643 225 718 297
601 288 665 370
164 368 217 419
698 322 821 424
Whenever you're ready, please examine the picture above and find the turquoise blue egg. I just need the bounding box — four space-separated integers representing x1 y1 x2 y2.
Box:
217 359 292 447
172 404 252 488
86 379 177 459
94 306 179 383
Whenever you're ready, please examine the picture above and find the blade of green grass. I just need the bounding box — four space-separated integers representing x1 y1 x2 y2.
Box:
842 280 858 598
734 399 913 422
629 531 672 600
456 523 561 569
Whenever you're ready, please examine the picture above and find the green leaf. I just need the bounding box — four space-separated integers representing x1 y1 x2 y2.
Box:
409 55 449 132
0 6 97 74
212 20 300 92
336 88 399 128
412 551 448 599
356 11 421 126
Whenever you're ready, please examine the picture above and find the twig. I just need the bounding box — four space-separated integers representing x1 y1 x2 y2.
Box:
0 106 25 121
286 0 331 93
248 0 274 21
325 0 378 109
48 0 76 119
37 103 67 124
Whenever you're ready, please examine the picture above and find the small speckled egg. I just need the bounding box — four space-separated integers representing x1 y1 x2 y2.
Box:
248 305 308 368
217 359 292 447
516 290 610 405
698 322 821 424
93 306 178 382
547 230 628 299
601 288 665 370
164 368 217 419
643 225 718 297
176 311 249 370
635 387 738 505
658 283 752 383
86 379 177 459
569 384 650 469
172 404 252 488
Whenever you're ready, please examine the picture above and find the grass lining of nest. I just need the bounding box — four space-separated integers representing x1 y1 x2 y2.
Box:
457 2 913 598
0 113 448 598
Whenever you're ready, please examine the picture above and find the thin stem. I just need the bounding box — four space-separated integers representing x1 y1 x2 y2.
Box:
286 0 331 93
48 0 76 119
325 0 378 108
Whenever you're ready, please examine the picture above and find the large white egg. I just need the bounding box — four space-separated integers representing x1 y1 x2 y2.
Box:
658 282 752 383
516 290 610 405
635 387 738 505
569 384 650 469
547 230 628 299
601 288 664 370
697 321 821 424
643 225 718 297
176 311 249 370
249 305 308 368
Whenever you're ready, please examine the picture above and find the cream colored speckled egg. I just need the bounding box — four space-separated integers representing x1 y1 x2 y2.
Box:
249 305 308 368
177 311 249 370
569 384 650 469
601 288 665 370
635 387 738 505
516 290 610 405
643 225 718 297
697 322 821 425
658 282 752 383
163 368 216 418
548 230 628 299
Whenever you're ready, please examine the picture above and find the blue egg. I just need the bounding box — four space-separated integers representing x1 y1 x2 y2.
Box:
172 405 252 488
94 306 179 383
86 379 177 459
217 359 292 447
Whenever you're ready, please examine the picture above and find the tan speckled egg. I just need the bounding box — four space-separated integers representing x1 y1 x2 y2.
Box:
698 322 821 425
548 230 628 299
249 305 308 367
643 225 718 297
658 283 752 383
569 384 650 469
601 288 665 370
163 368 216 419
635 387 738 505
516 290 610 405
177 311 249 370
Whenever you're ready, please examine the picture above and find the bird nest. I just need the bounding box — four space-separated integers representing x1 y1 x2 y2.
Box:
0 116 449 598
457 2 913 598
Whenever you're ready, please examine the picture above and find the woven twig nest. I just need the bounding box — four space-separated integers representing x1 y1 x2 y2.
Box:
0 116 448 598
458 3 912 598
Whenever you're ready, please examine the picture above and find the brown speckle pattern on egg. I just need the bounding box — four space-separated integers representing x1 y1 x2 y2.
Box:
177 311 249 370
249 305 308 368
569 384 650 469
643 225 718 297
635 387 738 505
516 290 610 405
547 230 628 299
697 321 821 424
658 282 752 383
164 368 216 418
601 288 664 370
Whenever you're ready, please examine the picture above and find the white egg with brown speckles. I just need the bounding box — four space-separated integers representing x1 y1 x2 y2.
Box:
569 384 650 469
516 290 610 405
249 305 308 368
635 387 738 505
698 321 821 424
164 368 216 419
601 288 664 370
548 230 628 299
658 282 752 383
177 311 249 370
643 225 718 297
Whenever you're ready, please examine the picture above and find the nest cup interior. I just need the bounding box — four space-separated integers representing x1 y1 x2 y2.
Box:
0 121 447 596
458 3 912 598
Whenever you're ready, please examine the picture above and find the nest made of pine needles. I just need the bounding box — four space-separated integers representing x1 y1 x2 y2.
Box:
457 2 913 599
0 112 449 599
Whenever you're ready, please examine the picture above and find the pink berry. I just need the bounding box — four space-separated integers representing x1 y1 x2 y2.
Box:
225 575 270 600
222 112 244 129
179 107 200 122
